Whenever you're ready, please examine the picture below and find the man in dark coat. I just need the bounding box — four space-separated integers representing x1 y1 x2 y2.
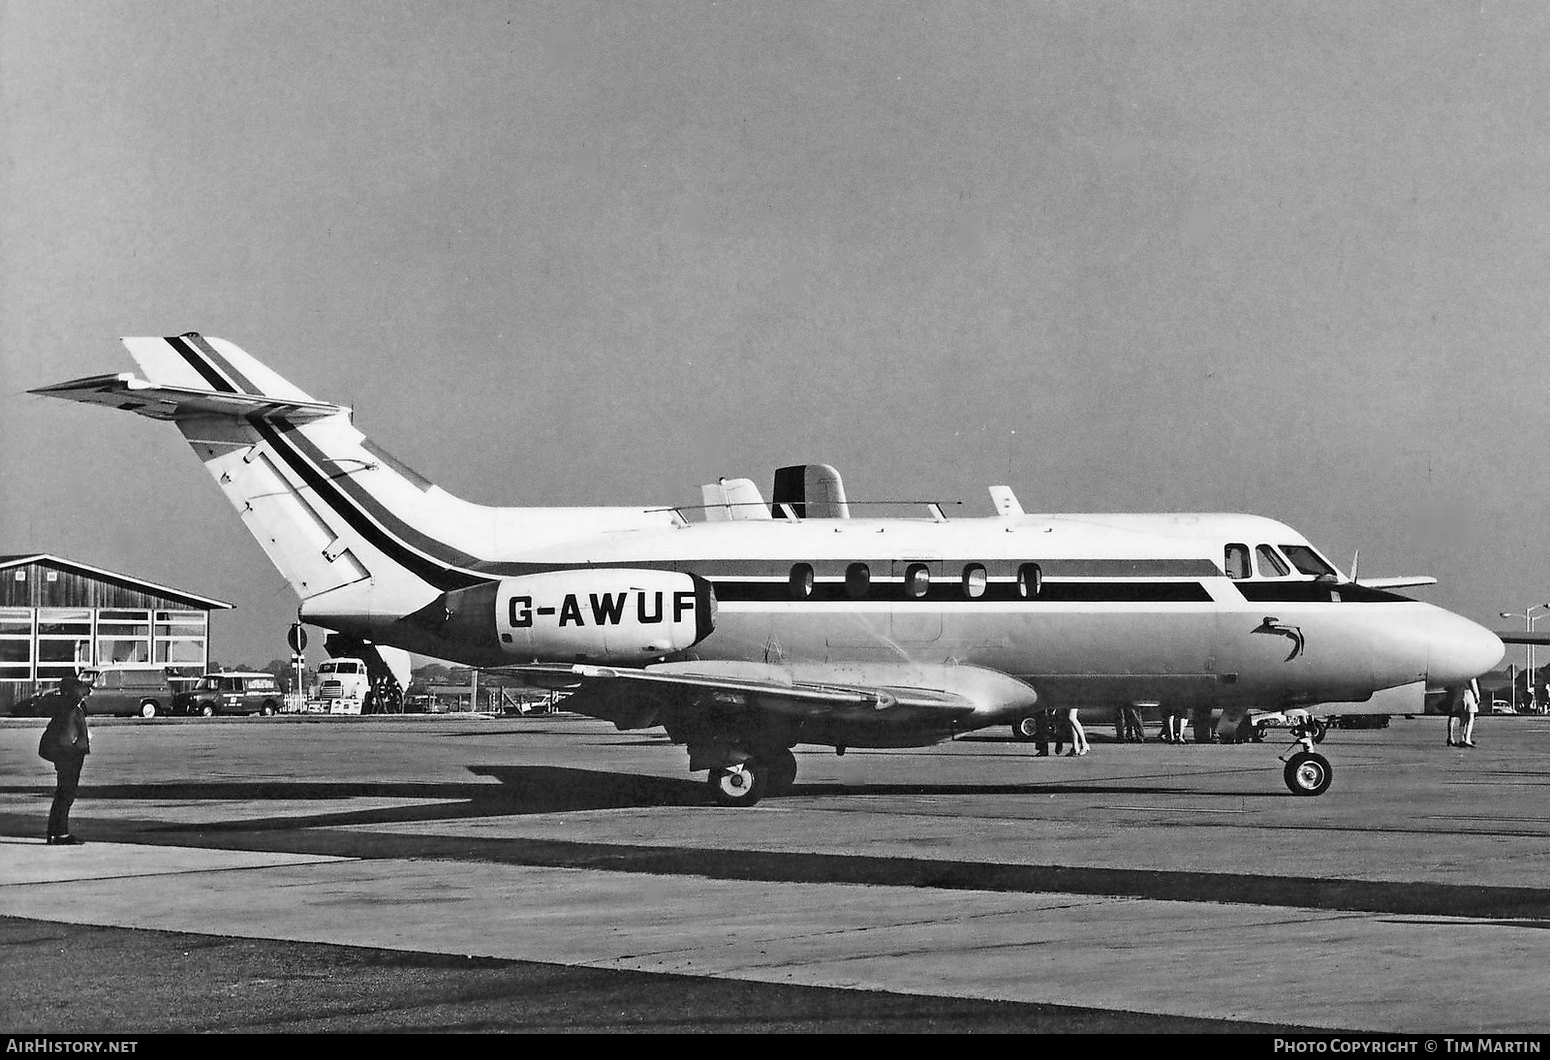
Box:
37 673 93 845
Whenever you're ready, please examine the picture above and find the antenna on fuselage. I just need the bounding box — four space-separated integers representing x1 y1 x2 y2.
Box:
989 485 1024 517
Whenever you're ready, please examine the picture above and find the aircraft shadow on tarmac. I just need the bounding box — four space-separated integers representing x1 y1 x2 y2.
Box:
0 765 1218 834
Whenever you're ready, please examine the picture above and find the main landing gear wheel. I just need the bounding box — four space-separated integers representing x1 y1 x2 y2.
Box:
1283 750 1333 796
1011 715 1040 742
764 749 798 796
707 761 766 807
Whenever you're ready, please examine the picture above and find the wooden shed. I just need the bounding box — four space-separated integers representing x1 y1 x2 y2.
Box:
0 554 231 710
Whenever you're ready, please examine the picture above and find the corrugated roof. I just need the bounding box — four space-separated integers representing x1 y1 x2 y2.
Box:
0 554 233 610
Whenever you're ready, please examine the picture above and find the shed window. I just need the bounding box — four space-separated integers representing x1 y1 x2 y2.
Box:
845 563 871 599
0 609 33 674
962 564 988 599
1017 563 1043 598
37 609 90 636
904 563 930 599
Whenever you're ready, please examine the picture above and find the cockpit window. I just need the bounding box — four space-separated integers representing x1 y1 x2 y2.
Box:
1255 545 1290 578
1224 543 1251 580
1279 544 1338 578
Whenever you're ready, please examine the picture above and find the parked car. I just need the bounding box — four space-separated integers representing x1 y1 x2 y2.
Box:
8 685 54 717
1329 714 1391 729
86 666 184 718
1489 700 1516 714
174 672 284 716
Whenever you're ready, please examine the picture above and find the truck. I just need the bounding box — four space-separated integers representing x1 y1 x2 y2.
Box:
311 642 412 714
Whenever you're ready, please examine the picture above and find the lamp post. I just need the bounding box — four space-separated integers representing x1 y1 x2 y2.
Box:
1499 605 1550 711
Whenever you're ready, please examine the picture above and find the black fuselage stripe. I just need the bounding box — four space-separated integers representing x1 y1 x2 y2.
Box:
250 417 483 592
712 581 1215 603
277 421 487 570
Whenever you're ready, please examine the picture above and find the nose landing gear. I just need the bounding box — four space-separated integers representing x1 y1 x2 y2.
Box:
1280 730 1333 796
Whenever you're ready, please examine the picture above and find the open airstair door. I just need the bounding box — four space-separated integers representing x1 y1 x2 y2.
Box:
771 464 850 519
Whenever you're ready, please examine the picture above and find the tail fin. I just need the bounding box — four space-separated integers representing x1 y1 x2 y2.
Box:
33 334 476 614
35 334 683 640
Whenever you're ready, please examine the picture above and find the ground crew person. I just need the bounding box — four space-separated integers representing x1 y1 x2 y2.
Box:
1447 679 1480 748
1033 706 1056 756
37 673 93 845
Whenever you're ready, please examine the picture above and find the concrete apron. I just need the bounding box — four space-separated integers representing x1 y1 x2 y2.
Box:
0 839 1541 1033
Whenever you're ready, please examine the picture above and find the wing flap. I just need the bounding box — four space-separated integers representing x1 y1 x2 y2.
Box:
506 661 978 720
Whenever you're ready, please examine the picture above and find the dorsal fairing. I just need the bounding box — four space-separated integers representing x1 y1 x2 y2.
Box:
771 464 850 519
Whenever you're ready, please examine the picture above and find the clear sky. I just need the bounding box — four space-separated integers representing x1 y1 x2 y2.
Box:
3 1 1549 666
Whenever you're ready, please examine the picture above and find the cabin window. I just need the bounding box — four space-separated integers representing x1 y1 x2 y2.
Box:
1279 545 1338 578
1224 543 1251 580
1255 545 1290 578
1017 563 1043 599
962 564 988 599
904 563 930 599
845 562 871 599
788 563 814 600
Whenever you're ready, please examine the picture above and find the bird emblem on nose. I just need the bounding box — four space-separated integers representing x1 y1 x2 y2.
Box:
1254 616 1306 661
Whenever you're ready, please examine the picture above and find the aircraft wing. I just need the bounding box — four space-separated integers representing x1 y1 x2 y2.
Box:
506 662 981 723
30 372 347 423
1495 632 1550 645
1354 577 1437 589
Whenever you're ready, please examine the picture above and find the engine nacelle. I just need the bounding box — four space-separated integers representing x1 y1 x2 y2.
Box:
422 569 716 664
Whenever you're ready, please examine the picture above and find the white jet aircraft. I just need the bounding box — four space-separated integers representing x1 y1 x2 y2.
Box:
34 335 1504 804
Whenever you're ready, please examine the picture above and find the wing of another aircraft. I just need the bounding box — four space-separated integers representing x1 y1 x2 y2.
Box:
1495 632 1550 645
1355 576 1438 589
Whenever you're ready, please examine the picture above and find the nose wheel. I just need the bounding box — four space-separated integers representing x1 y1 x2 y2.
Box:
1282 748 1333 796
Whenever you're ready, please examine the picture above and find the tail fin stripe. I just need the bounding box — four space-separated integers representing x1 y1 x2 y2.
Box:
181 333 264 395
166 334 243 394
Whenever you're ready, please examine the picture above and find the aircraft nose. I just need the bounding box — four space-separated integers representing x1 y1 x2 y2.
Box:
1427 611 1504 687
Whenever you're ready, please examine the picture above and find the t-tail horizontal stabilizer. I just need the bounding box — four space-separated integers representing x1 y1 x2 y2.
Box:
30 371 347 423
